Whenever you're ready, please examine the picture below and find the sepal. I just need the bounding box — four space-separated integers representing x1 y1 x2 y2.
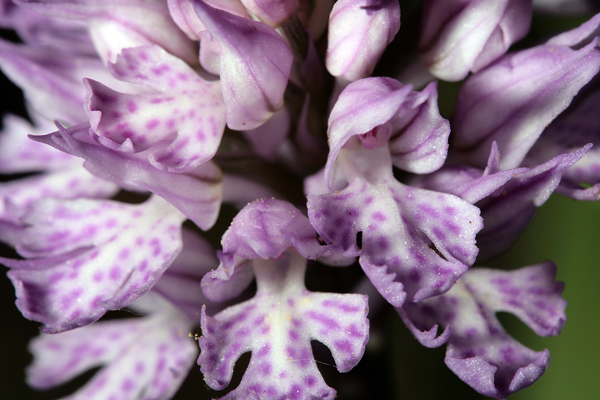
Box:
419 0 532 81
239 0 297 27
192 0 293 130
16 0 196 64
326 78 450 185
453 13 600 169
326 0 400 81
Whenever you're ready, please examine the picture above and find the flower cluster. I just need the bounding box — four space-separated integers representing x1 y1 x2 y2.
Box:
0 0 598 399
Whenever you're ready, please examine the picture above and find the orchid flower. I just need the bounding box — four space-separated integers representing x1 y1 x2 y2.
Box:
0 2 598 400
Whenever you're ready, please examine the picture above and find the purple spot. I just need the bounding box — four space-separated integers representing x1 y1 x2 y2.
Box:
105 218 118 228
322 299 361 313
286 346 297 359
127 101 138 113
335 339 353 354
445 221 461 235
408 268 422 283
346 324 364 337
372 211 386 221
500 346 516 363
418 203 439 218
122 379 134 391
48 272 65 284
299 348 311 367
150 238 161 256
151 64 171 75
444 206 457 216
259 361 272 376
156 358 166 372
46 341 62 351
305 311 339 330
135 362 145 375
289 330 300 341
146 119 160 130
91 295 103 308
507 299 522 307
109 266 122 280
377 236 389 251
432 227 446 240
61 288 83 309
258 344 270 357
289 384 302 400
248 384 263 394
118 248 129 260
304 375 317 387
93 271 103 282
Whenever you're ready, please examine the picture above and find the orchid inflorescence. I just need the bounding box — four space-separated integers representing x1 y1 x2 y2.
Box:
0 0 598 399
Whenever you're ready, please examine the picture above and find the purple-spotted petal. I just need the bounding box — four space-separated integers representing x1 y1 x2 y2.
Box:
16 0 196 64
221 198 327 260
86 45 226 172
200 198 327 302
30 123 223 229
192 0 293 130
453 13 600 169
27 306 196 399
309 147 482 305
0 165 118 223
419 0 531 81
401 263 566 398
2 195 186 333
199 251 368 399
326 0 400 81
